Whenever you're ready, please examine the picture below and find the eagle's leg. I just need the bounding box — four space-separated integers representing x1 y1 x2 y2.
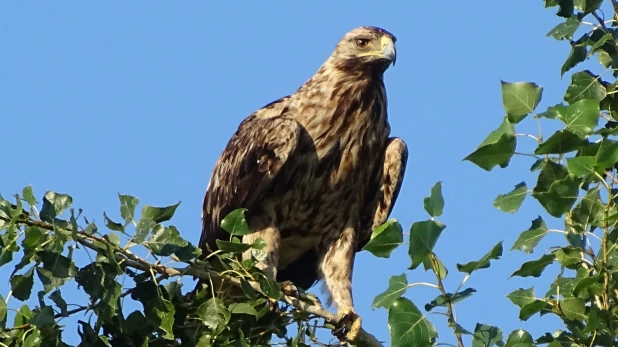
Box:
320 226 361 342
242 220 280 280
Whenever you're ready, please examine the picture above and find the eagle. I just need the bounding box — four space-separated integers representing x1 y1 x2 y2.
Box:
199 26 407 341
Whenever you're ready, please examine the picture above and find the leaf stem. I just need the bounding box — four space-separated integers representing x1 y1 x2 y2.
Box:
430 254 464 347
515 133 540 142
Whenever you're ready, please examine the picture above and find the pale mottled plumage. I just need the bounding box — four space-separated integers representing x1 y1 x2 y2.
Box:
200 26 407 340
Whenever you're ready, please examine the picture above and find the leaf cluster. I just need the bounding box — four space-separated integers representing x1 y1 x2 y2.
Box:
0 191 345 346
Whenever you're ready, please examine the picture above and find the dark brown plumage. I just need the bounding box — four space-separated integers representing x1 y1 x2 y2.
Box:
200 26 407 340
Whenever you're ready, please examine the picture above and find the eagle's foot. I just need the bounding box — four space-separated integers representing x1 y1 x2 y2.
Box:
333 308 361 343
267 298 280 312
280 280 299 299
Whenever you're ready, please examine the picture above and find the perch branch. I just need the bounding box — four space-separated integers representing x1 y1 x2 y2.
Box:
1 216 383 347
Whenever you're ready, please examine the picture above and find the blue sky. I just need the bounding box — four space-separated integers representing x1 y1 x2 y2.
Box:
1 1 590 345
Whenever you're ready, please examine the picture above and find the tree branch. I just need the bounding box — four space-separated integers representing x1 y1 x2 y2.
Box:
2 216 383 347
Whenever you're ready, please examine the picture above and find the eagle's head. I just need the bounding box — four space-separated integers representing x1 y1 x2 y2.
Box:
331 26 397 73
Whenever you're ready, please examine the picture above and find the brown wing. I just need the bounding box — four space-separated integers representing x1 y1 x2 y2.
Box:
200 97 301 253
357 137 408 250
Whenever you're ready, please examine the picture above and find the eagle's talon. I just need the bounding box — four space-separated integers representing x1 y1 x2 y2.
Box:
268 299 280 312
280 280 299 299
333 308 362 343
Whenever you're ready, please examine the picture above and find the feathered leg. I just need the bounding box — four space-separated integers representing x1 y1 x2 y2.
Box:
327 137 407 342
320 225 361 341
243 215 280 280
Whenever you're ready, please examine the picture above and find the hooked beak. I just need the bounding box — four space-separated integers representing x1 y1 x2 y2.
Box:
380 36 396 66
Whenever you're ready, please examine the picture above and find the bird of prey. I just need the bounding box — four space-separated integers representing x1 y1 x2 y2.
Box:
200 26 407 341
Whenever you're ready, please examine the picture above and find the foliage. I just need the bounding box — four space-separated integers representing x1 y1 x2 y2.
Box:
461 1 618 345
4 2 618 347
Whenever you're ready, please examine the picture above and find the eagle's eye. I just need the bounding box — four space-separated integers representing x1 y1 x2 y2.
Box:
355 38 370 48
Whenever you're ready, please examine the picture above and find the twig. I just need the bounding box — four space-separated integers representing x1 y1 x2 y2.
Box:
592 11 608 30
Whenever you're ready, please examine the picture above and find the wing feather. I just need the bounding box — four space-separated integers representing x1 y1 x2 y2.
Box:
200 97 301 252
357 137 408 250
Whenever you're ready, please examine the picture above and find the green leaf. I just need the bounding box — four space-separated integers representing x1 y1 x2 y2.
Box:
362 219 403 258
574 0 602 13
501 81 543 123
519 300 551 321
103 212 125 233
534 161 567 190
595 138 618 169
494 182 527 213
36 267 67 294
0 294 6 323
119 194 139 225
198 298 231 332
534 130 587 154
145 298 175 339
512 217 548 254
506 287 536 308
547 17 581 40
571 187 604 228
22 226 44 251
566 156 597 178
457 242 503 274
425 288 476 311
504 329 534 347
134 218 156 244
590 31 612 53
147 225 188 256
453 323 473 336
14 305 32 326
220 208 250 235
472 324 503 347
583 305 603 333
228 302 259 316
37 251 77 278
389 297 437 347
573 274 603 298
372 273 408 309
537 103 567 119
174 243 202 262
556 99 600 137
257 274 281 300
50 290 68 316
23 327 41 347
554 247 583 269
480 117 516 147
40 191 73 222
423 182 444 217
464 134 516 171
564 70 607 104
561 44 587 76
215 239 251 253
251 237 267 250
533 176 580 217
11 267 34 301
561 297 586 320
532 162 580 217
140 202 180 223
408 220 445 270
423 253 448 280
511 254 555 277
28 306 54 328
22 186 37 207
